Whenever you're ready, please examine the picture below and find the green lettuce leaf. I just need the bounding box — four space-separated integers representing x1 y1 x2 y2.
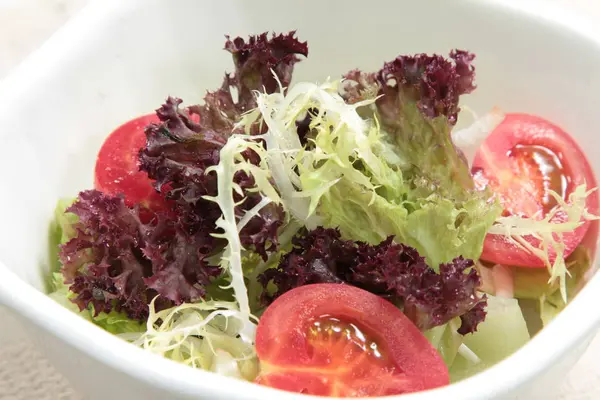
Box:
47 198 78 277
315 178 498 268
333 54 502 265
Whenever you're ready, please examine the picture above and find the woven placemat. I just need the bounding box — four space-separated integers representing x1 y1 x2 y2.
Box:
0 341 82 400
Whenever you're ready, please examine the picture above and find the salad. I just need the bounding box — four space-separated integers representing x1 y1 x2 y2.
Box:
47 31 598 397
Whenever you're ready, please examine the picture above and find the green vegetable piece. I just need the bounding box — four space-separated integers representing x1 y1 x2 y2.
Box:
539 247 591 326
424 318 463 366
47 198 78 280
54 198 79 244
449 295 530 382
477 245 593 329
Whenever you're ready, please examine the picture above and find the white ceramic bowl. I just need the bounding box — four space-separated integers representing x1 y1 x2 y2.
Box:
1 0 600 399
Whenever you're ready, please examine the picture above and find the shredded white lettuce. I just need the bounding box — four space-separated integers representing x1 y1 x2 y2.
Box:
123 298 258 380
204 136 274 342
238 78 405 219
458 343 482 365
238 80 322 226
487 184 598 301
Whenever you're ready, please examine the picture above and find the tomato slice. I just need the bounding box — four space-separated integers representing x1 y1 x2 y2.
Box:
255 284 449 397
94 114 171 212
472 113 598 268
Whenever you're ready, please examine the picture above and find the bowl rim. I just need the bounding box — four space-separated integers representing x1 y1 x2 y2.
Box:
0 0 599 399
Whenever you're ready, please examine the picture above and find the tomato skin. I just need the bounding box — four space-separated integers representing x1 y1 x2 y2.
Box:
94 114 171 212
255 283 449 397
472 113 598 268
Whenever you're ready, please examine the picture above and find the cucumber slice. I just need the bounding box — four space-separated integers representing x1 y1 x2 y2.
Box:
450 295 530 382
424 318 462 366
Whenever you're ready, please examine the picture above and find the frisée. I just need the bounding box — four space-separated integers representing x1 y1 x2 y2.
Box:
46 31 598 397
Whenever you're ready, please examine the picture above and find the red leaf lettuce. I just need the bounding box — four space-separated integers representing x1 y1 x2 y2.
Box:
59 190 221 319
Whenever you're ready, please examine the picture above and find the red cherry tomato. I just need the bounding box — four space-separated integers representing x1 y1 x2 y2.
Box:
94 114 170 212
472 113 598 268
255 284 449 397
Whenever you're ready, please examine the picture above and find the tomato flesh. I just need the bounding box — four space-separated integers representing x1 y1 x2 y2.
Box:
94 114 171 212
255 284 449 397
472 113 598 268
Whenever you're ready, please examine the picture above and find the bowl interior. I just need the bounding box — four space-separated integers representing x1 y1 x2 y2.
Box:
1 0 600 397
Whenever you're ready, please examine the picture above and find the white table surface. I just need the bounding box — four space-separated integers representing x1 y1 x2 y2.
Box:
1 0 600 399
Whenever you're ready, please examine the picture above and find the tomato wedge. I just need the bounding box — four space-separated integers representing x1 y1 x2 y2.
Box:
94 114 171 212
255 284 449 397
472 113 598 268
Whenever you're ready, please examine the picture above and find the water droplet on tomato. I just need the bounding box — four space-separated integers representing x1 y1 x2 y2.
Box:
507 144 570 213
308 315 389 365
